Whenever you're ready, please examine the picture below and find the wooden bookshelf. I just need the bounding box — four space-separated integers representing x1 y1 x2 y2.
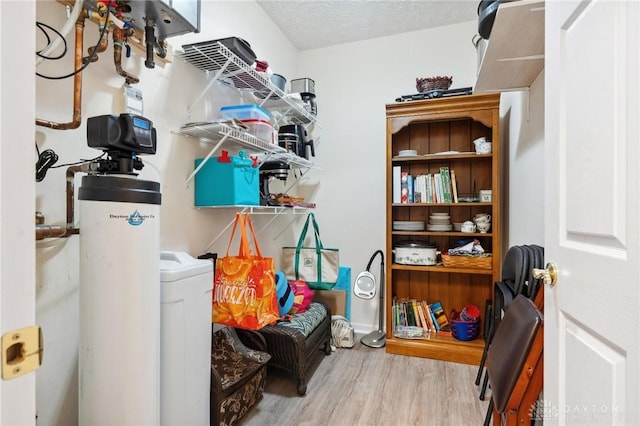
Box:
385 93 502 365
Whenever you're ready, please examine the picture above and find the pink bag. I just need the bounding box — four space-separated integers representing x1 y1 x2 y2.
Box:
289 280 314 314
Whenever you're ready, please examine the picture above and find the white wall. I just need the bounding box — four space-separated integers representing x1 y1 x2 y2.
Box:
31 2 545 423
297 21 482 331
500 72 545 250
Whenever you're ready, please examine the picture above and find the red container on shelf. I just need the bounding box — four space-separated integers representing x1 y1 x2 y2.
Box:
241 119 276 144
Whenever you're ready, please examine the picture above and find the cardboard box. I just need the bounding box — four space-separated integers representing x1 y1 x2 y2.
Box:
314 289 346 317
333 266 351 320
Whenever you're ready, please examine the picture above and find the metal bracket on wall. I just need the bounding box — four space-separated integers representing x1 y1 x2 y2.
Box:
200 205 312 253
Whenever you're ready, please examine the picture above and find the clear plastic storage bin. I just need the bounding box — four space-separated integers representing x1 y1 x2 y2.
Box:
242 119 276 143
221 104 271 121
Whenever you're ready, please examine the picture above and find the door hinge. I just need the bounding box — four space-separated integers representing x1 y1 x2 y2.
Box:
2 326 43 380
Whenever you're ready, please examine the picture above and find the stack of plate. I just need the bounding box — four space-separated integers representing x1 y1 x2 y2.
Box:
392 221 425 231
397 149 418 157
427 213 452 231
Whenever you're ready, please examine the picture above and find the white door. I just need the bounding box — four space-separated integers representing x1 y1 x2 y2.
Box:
545 1 640 424
0 1 37 424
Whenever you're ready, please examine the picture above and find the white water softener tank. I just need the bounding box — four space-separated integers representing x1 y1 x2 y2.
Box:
78 174 161 425
159 251 214 425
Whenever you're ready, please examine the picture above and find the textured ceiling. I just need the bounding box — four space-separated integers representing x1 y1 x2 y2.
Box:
256 0 480 50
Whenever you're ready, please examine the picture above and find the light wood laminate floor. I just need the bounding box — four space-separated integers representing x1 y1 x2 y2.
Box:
241 337 490 426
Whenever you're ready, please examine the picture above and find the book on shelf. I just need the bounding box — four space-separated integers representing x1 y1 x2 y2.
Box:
440 167 452 203
393 166 401 203
400 171 409 204
407 175 414 203
420 301 436 333
426 174 433 203
437 320 452 337
415 175 427 203
413 176 422 204
411 300 422 329
436 326 452 337
431 301 450 330
428 303 440 331
416 301 430 334
405 301 415 326
426 176 431 203
434 174 442 203
392 304 397 328
451 169 459 203
392 298 400 326
392 299 408 327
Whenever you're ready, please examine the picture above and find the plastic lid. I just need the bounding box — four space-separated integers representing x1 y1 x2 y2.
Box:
220 104 269 112
159 251 213 282
395 240 436 248
220 104 271 120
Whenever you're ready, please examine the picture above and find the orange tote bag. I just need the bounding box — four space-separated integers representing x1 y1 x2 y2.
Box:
212 213 279 330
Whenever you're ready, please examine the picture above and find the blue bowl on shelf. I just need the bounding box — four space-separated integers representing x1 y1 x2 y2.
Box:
451 318 480 341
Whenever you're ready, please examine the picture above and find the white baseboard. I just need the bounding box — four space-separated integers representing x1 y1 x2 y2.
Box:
351 322 379 335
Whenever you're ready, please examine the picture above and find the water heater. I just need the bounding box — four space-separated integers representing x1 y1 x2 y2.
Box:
78 114 162 424
83 0 201 38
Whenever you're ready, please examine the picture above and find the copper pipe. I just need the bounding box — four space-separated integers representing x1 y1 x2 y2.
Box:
84 36 108 63
113 27 139 84
34 163 91 241
35 14 85 130
83 3 108 63
36 225 67 240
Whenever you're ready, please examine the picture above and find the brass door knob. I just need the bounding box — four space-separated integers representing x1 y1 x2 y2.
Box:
532 262 558 286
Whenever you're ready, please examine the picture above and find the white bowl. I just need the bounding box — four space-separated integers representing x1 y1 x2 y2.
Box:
477 222 491 233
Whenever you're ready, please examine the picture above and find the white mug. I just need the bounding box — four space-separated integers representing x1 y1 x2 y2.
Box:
474 214 491 223
479 190 492 202
474 137 492 154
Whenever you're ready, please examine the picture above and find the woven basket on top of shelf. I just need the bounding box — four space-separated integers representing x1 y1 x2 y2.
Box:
441 254 492 269
416 76 453 93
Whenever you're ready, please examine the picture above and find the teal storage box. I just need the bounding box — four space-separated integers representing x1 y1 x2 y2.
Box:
194 150 260 206
333 266 352 320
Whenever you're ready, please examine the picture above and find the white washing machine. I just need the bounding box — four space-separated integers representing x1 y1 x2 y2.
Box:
160 251 213 425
